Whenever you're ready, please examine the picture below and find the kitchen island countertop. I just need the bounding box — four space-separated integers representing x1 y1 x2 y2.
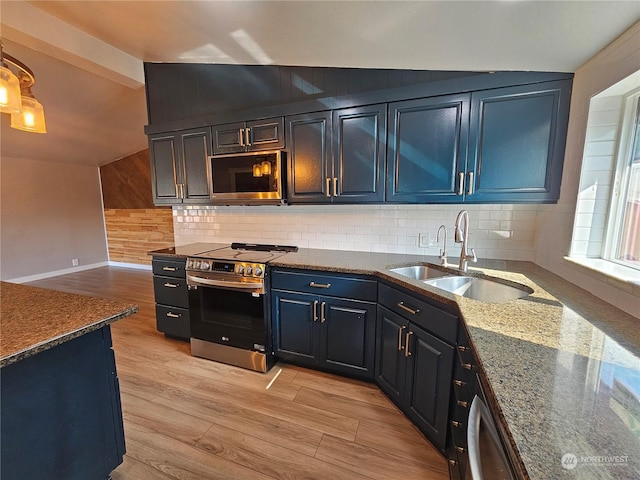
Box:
0 281 138 367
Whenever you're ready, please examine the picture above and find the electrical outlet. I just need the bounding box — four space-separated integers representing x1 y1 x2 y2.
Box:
72 258 79 267
418 233 433 248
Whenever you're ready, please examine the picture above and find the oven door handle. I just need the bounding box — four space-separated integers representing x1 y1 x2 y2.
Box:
187 274 263 291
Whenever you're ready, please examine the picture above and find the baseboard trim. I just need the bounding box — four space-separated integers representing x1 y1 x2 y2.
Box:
108 261 152 270
7 262 110 284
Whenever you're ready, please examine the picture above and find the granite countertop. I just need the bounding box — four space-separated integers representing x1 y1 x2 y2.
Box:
149 243 640 479
0 282 138 368
148 243 228 258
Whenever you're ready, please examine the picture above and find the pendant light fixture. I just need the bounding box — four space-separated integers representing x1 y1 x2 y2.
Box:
0 41 46 133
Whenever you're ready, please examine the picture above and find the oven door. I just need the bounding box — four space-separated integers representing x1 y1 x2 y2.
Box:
188 283 268 352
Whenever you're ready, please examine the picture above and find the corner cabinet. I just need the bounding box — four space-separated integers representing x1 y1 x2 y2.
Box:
271 269 377 379
149 127 211 205
212 117 284 155
286 104 386 203
376 283 456 451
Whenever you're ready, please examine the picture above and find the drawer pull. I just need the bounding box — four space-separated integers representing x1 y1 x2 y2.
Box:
397 302 419 315
456 446 465 454
448 459 458 466
462 363 473 371
453 380 466 387
309 281 331 289
457 400 469 408
164 282 180 288
404 331 413 357
162 266 178 272
451 420 462 428
397 325 406 351
458 346 469 352
166 312 181 318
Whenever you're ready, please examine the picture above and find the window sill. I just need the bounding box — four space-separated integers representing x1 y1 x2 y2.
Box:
565 256 640 288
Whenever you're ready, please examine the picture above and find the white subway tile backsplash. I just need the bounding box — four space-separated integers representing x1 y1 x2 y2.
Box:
173 204 540 261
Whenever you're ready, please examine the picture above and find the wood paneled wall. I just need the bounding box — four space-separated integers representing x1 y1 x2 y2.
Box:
100 149 174 265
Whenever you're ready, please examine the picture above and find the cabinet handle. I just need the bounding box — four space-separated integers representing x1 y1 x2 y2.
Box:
397 325 406 351
164 282 179 288
333 177 338 197
163 266 178 272
458 172 465 195
397 302 419 315
453 379 466 387
404 331 414 357
451 420 462 428
166 312 181 318
312 300 319 322
239 128 245 147
309 281 331 289
458 345 469 352
245 127 251 146
320 301 326 323
456 446 465 454
448 459 458 466
457 400 469 408
462 363 473 371
467 172 474 195
326 177 331 197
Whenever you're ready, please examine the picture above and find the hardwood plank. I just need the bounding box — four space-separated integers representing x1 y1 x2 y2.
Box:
315 434 449 480
123 420 275 480
196 423 375 480
110 455 177 480
294 385 416 430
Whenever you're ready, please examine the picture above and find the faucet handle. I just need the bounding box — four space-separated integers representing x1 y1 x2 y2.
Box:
469 248 477 263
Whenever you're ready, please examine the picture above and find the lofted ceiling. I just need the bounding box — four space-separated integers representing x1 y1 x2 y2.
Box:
1 0 639 167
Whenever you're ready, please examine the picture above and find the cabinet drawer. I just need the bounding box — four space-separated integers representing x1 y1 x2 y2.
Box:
271 270 377 302
378 283 457 344
153 275 189 308
156 305 190 339
152 258 186 278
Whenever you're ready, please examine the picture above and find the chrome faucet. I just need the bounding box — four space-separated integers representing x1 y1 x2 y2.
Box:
454 210 477 272
436 225 448 266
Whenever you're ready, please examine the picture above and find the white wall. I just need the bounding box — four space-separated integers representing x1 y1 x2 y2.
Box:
0 156 109 281
535 21 640 318
173 203 541 261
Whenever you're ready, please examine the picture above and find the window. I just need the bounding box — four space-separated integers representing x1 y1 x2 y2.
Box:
605 92 640 270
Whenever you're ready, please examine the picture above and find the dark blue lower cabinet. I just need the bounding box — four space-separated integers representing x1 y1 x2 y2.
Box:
1 326 125 480
272 289 376 379
376 305 454 451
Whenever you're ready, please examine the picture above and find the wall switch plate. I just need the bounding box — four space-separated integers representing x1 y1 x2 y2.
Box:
72 258 79 266
418 233 434 248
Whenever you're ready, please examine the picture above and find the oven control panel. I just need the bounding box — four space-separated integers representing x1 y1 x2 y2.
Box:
186 258 265 278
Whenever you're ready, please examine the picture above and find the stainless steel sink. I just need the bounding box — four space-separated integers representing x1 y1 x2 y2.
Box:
389 265 451 280
423 276 531 303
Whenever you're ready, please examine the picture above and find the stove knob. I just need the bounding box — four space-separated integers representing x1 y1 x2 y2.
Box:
194 260 201 269
237 264 244 274
201 260 210 270
245 266 253 276
254 266 263 276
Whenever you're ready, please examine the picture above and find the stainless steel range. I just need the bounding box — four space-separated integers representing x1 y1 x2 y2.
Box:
186 243 297 372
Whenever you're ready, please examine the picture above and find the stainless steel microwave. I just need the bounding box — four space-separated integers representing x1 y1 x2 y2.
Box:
208 150 285 205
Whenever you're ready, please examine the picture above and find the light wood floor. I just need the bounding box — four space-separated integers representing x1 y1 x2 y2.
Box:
28 266 449 480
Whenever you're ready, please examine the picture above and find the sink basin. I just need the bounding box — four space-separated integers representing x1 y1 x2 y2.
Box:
423 276 531 303
389 265 451 280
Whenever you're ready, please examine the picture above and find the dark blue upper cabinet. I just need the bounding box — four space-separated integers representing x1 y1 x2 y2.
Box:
386 95 470 203
333 104 386 203
466 80 571 203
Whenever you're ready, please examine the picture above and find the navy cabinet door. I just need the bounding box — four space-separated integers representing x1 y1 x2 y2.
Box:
181 127 212 202
375 306 409 404
467 80 571 203
272 290 318 365
247 117 285 151
403 322 454 451
333 104 386 203
286 111 332 203
387 94 470 203
320 297 376 378
212 121 246 154
149 133 180 203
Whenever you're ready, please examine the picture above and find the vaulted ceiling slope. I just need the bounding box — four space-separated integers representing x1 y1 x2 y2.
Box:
1 0 639 167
